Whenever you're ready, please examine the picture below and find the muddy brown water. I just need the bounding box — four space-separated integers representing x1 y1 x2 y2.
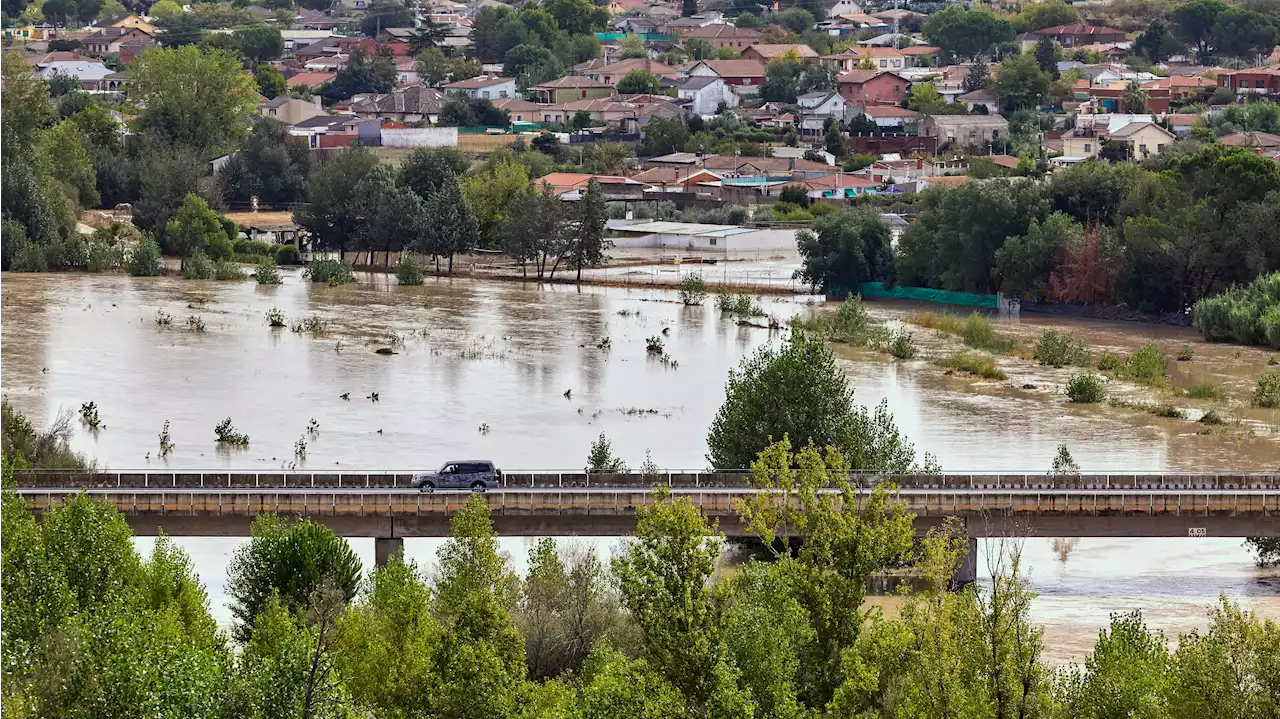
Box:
3 271 1278 664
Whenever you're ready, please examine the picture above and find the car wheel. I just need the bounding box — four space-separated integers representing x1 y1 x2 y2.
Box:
419 481 435 493
470 481 486 492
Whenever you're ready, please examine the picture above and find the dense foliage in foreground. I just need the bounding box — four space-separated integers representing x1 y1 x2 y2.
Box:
5 438 1280 719
1193 271 1280 349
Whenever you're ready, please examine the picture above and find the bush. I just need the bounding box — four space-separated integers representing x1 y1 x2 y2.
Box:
1097 350 1125 371
266 308 286 327
255 257 282 285
128 236 164 277
1126 343 1168 386
1034 329 1089 368
11 238 48 272
1065 373 1107 403
1253 370 1280 408
888 328 916 359
182 251 214 280
678 274 708 305
1192 272 1280 349
87 238 125 272
304 258 355 286
1176 344 1194 361
1179 382 1219 399
214 417 249 445
959 313 1013 353
936 351 1007 380
1199 409 1225 425
831 296 871 343
394 254 425 285
273 244 302 265
646 336 664 354
233 238 271 259
214 260 247 281
45 234 88 269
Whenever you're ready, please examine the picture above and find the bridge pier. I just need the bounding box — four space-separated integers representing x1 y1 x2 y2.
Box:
374 537 403 566
952 537 978 589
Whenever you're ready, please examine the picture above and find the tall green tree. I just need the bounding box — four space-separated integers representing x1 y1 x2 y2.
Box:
1211 7 1278 60
360 0 413 36
398 147 471 198
422 172 480 274
218 117 311 206
225 515 362 643
164 193 233 266
233 25 284 63
1170 0 1230 63
923 5 1016 60
127 45 258 157
566 178 609 282
430 495 526 719
294 144 381 254
795 207 894 293
706 328 931 470
1035 36 1060 79
993 52 1053 111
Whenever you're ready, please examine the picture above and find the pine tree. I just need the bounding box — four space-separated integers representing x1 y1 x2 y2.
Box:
682 0 697 17
423 173 480 274
1035 36 1060 80
964 54 989 92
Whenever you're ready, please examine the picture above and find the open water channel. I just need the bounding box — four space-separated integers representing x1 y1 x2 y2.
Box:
3 269 1278 663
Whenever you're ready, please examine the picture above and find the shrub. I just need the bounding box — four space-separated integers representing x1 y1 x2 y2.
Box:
715 289 738 311
1065 373 1107 403
266 308 286 328
888 328 916 359
1147 403 1184 419
273 244 302 265
1192 272 1280 349
830 296 871 343
214 260 247 281
394 254 425 285
585 432 627 472
1097 350 1125 371
255 257 282 285
959 313 1013 353
11 238 48 272
936 351 1007 380
128 236 164 277
1179 382 1220 400
1126 343 1168 386
87 238 125 272
214 417 249 445
646 336 664 354
1199 409 1225 425
1253 370 1280 408
304 258 355 286
291 315 328 335
1176 344 1194 361
45 234 88 269
182 251 214 280
233 238 271 259
905 311 962 335
678 274 708 305
1034 329 1089 368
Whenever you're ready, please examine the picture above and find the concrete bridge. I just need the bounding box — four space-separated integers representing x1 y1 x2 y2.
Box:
13 469 1280 576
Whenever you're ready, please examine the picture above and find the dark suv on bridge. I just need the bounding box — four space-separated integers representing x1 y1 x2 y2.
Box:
412 461 502 492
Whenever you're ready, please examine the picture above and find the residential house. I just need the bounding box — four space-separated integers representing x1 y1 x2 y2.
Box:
288 71 336 90
1164 113 1200 136
640 152 702 168
1142 74 1214 99
630 166 726 193
822 0 863 18
900 45 941 67
957 88 998 114
795 91 847 136
1217 66 1280 97
861 105 920 130
537 173 649 200
741 44 819 62
1033 23 1125 47
293 36 343 64
702 155 834 178
560 97 645 124
393 56 419 85
919 114 1010 149
608 0 649 15
871 8 925 25
771 146 836 165
35 52 111 82
676 76 739 115
687 59 766 89
836 13 889 29
678 23 761 50
1103 121 1175 159
492 98 543 123
261 95 327 125
82 70 128 93
91 14 156 34
836 70 908 107
304 54 348 72
288 114 379 148
535 75 614 104
4 23 58 40
584 58 678 86
349 86 448 124
443 75 517 100
291 9 344 30
82 26 152 55
858 46 906 71
117 36 155 63
1219 130 1280 150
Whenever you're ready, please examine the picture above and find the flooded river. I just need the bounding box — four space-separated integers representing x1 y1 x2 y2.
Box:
3 270 1278 663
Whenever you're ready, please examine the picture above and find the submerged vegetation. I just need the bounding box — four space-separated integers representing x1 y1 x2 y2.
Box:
935 351 1007 380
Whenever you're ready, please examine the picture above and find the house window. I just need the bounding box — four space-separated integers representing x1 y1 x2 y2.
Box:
1139 143 1148 154
709 237 717 246
1258 80 1266 88
1084 143 1091 152
581 90 587 98
500 90 508 98
880 60 887 67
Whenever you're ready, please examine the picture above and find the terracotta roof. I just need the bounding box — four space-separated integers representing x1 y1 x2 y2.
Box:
985 154 1020 169
696 59 766 77
900 45 939 55
1219 131 1280 148
701 155 834 172
1164 113 1200 125
863 106 919 117
837 69 905 84
743 44 819 59
288 71 336 88
924 175 971 186
1036 24 1126 36
443 75 512 89
680 24 762 39
536 75 610 88
493 97 543 111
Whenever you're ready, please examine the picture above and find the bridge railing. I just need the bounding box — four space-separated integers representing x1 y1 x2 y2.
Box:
11 468 1280 491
